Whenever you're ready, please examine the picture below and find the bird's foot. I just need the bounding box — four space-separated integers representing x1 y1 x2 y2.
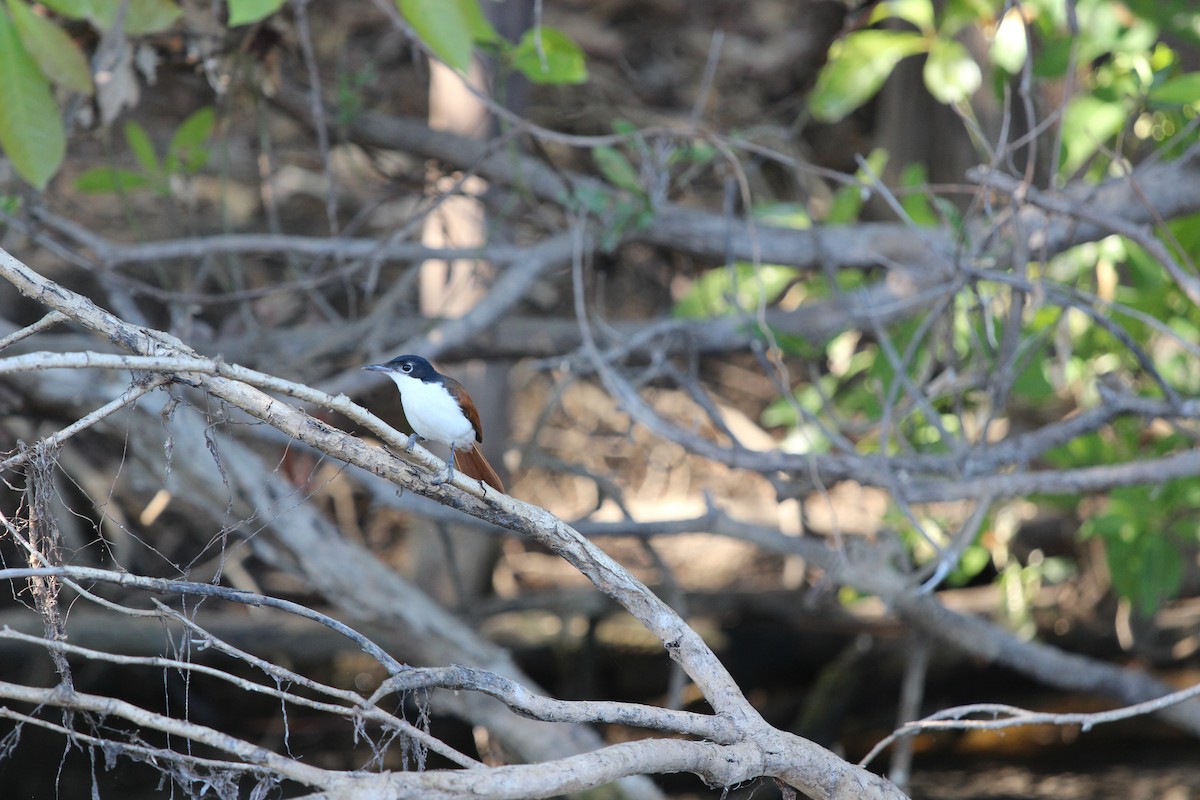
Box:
404 433 420 452
430 461 456 486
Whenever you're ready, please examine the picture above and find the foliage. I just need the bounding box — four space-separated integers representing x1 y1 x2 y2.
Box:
0 0 179 188
227 0 284 27
1081 482 1190 616
0 0 584 190
809 0 981 122
232 0 590 85
718 0 1200 615
74 108 215 195
0 5 66 189
396 0 586 85
809 0 1200 186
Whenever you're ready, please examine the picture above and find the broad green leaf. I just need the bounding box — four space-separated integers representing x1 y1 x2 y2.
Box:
810 30 927 122
592 146 641 194
1099 511 1184 616
989 7 1029 73
1148 72 1200 106
33 0 90 19
227 0 284 27
165 106 214 174
924 37 981 103
398 0 472 72
1059 94 1127 175
124 0 182 34
510 26 587 85
123 120 159 174
942 0 994 36
75 0 181 34
0 10 65 188
75 166 151 192
1033 38 1073 79
8 0 93 94
458 0 497 44
870 0 935 34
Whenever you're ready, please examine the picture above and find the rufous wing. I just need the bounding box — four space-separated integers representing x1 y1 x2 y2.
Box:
454 442 505 493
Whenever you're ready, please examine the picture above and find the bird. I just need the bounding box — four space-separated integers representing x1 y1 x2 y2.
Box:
363 355 505 492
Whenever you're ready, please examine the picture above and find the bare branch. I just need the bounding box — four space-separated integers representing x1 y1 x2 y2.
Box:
0 679 336 786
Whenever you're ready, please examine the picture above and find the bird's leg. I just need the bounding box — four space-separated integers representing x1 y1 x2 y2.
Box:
404 433 420 451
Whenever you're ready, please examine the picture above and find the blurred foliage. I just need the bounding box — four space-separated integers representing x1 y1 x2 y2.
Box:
0 0 585 189
396 0 586 84
75 107 215 195
676 0 1200 615
0 0 179 187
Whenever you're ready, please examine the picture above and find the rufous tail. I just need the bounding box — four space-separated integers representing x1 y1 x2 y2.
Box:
455 443 505 493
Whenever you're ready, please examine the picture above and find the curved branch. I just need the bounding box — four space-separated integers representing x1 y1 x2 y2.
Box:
0 247 905 800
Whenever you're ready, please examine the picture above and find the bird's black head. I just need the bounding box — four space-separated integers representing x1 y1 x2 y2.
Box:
363 354 437 381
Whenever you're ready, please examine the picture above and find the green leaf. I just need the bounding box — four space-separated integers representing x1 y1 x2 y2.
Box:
34 0 90 19
988 7 1029 74
592 146 641 194
1134 535 1183 615
898 162 939 226
398 0 472 72
1033 38 1073 79
673 263 798 319
165 106 214 174
827 148 889 224
0 9 65 188
924 36 981 104
74 166 151 192
612 119 638 137
810 30 927 122
1059 94 1127 176
7 0 93 94
227 0 284 27
510 26 587 85
75 0 181 34
1102 526 1183 616
126 0 182 34
123 120 159 174
458 0 497 44
941 0 992 36
869 0 935 34
666 139 716 169
1012 353 1055 401
1149 72 1200 106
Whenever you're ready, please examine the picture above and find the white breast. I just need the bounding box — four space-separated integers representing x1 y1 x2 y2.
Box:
384 372 477 449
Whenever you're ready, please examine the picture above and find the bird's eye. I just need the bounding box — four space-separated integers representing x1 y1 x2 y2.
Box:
401 363 412 373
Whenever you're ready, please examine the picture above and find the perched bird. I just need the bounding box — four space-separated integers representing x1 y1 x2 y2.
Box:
363 355 504 492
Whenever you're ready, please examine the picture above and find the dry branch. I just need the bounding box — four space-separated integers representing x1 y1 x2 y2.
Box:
1 247 905 800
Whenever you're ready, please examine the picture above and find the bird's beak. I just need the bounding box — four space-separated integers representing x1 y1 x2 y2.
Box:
363 364 387 373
